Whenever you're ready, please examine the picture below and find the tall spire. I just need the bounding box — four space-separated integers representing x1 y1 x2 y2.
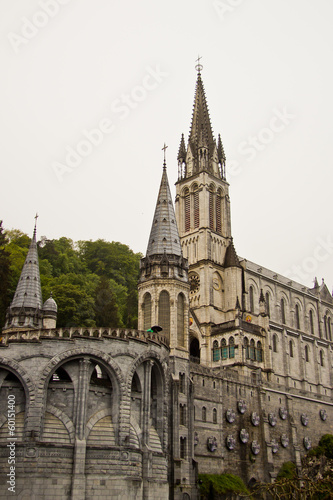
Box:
146 160 182 257
188 71 215 158
177 63 225 180
5 218 43 329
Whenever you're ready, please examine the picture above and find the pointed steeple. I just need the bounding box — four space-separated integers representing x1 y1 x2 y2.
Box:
177 134 187 163
5 217 43 329
146 164 182 257
177 66 226 180
189 72 215 156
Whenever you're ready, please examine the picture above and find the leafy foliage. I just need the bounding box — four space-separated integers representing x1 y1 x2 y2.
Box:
1 226 142 329
249 435 333 500
0 221 11 326
198 473 249 498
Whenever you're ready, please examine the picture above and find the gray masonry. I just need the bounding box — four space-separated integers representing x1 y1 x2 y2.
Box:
1 69 332 499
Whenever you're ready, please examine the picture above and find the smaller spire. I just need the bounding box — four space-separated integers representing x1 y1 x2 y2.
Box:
33 213 39 241
177 134 186 162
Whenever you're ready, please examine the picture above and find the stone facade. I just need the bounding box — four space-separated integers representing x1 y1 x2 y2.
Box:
0 69 332 499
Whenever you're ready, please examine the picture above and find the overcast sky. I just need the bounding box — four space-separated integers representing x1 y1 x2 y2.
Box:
1 0 333 292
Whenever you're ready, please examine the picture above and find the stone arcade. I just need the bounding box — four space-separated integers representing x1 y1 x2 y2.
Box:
0 68 332 499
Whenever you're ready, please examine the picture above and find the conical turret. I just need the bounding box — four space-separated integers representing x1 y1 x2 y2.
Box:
4 217 57 330
146 165 182 257
138 157 189 351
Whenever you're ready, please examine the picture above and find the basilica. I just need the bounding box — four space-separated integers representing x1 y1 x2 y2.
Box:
0 68 332 500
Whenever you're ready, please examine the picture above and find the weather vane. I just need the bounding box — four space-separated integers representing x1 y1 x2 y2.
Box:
162 143 168 168
195 55 203 73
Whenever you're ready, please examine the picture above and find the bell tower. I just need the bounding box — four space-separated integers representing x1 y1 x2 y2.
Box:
175 64 243 362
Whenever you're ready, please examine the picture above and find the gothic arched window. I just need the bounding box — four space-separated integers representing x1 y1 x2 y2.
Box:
213 340 220 361
295 304 300 330
221 338 228 359
249 339 255 360
324 315 328 339
249 286 254 313
320 350 324 367
216 188 222 234
265 292 270 317
229 336 235 358
209 185 215 230
327 318 332 340
289 340 293 358
184 188 190 232
257 341 263 362
305 345 309 362
143 292 152 331
213 408 217 424
202 406 206 422
281 298 286 324
158 291 170 336
177 293 185 347
309 309 314 335
193 184 200 229
272 334 277 353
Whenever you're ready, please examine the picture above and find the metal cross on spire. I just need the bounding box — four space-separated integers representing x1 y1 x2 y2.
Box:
195 55 203 73
162 143 168 168
33 212 39 237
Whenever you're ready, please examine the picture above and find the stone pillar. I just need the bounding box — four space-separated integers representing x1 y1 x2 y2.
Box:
71 357 91 500
142 360 153 499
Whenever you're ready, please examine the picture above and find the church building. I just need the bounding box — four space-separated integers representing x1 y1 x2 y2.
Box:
0 67 332 500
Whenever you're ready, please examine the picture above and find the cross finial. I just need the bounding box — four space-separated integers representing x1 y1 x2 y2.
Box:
195 55 203 73
33 213 39 239
162 143 168 168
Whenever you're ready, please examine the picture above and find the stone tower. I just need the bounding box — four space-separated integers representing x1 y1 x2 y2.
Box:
3 218 57 332
138 161 190 357
175 68 243 364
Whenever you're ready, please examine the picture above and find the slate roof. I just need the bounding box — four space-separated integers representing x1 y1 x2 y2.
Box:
10 225 43 310
146 166 182 257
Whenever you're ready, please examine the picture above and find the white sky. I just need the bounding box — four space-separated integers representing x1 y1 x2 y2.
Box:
1 0 333 291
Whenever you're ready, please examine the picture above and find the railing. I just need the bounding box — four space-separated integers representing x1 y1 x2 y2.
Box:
0 327 169 347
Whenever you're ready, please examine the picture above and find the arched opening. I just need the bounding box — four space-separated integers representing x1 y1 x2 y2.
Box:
177 293 185 347
190 337 200 363
0 369 26 443
143 292 152 331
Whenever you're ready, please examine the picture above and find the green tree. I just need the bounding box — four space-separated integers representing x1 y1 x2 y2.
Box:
94 277 120 327
0 221 11 326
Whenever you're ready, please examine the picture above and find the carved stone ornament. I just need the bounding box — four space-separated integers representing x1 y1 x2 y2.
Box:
207 436 218 452
268 412 277 427
301 413 309 426
226 408 236 423
303 437 312 450
226 435 236 450
271 439 279 454
279 406 288 420
239 428 249 444
194 432 199 447
320 409 327 421
251 411 260 427
237 399 247 414
251 440 260 455
281 434 289 448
